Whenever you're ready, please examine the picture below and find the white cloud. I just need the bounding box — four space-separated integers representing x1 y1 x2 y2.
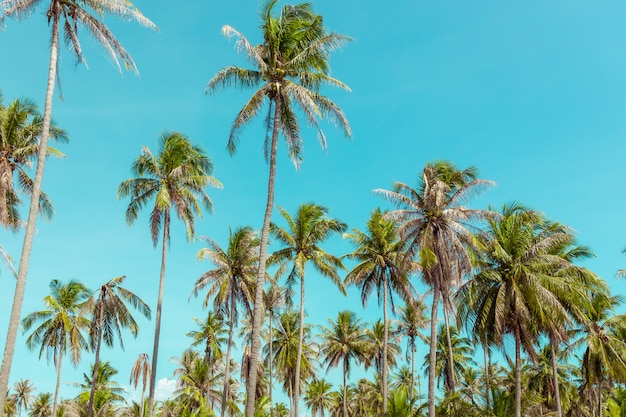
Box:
154 378 177 401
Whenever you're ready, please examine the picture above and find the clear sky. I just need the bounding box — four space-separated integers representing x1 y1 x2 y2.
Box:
1 0 626 407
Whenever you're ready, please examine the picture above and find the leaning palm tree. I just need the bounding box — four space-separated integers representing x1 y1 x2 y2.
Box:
207 3 351 413
21 280 90 417
343 208 416 415
118 131 221 417
191 227 258 417
375 161 494 417
319 311 370 417
270 203 346 416
130 353 151 417
84 275 151 417
0 3 156 409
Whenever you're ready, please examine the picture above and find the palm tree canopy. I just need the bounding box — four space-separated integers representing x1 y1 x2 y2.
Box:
118 131 222 245
319 310 369 377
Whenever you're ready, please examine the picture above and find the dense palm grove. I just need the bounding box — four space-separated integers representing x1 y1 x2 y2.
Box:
1 1 626 417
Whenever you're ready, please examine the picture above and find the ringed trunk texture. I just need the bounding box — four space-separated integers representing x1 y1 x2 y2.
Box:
147 214 170 417
382 275 389 416
52 347 63 417
269 312 274 417
0 6 60 411
221 295 235 417
244 100 280 417
549 333 562 417
343 358 348 417
441 299 456 393
427 285 440 417
484 343 491 415
293 273 305 417
514 325 522 417
87 299 106 417
410 342 415 402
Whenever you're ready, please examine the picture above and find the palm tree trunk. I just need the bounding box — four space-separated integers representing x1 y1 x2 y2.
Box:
293 273 305 417
140 385 146 417
205 347 212 413
483 343 491 416
52 347 63 417
269 311 274 417
427 285 440 417
382 274 389 416
514 325 522 417
87 298 105 417
343 357 348 417
410 341 415 402
221 295 235 417
549 332 562 417
0 6 60 412
244 99 280 417
147 213 170 417
441 298 456 394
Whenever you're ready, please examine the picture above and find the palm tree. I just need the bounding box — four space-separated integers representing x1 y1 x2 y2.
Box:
304 379 334 417
130 354 151 417
423 324 475 393
118 131 221 417
0 95 67 231
12 380 35 417
187 312 228 411
21 280 90 417
0 3 155 409
27 393 51 417
264 284 285 417
375 161 494 417
457 203 587 417
192 227 258 417
363 320 401 384
396 299 428 401
343 208 416 414
172 349 224 416
270 203 346 416
207 3 351 413
319 311 369 417
75 361 125 414
84 275 151 417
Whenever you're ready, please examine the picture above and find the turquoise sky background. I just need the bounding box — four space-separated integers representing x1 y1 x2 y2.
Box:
1 0 626 408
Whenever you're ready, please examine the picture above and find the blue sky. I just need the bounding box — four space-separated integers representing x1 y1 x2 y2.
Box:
1 0 626 407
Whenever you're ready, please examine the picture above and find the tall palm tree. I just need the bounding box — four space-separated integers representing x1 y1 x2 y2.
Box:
396 299 429 402
263 284 285 417
84 275 151 417
12 380 35 417
270 203 346 416
0 95 67 231
319 311 370 417
192 226 258 417
304 379 334 417
21 280 90 417
0 3 155 409
343 208 416 415
187 312 228 411
27 393 51 417
375 161 494 417
130 353 151 417
423 324 475 393
207 3 351 413
457 203 586 417
118 131 221 417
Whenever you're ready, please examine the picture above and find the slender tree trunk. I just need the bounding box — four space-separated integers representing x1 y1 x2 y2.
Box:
140 385 146 417
244 100 280 417
410 340 415 402
293 273 305 417
427 285 440 417
221 295 235 417
52 347 63 417
269 311 274 417
343 358 348 417
549 332 562 417
0 7 59 412
441 298 456 394
514 325 522 417
483 343 491 416
87 298 105 417
205 347 212 412
147 213 170 417
382 274 389 416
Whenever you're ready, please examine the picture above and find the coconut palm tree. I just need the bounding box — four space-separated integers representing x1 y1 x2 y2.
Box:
319 311 369 417
343 208 416 415
0 3 155 409
191 227 258 417
130 353 151 417
396 299 429 401
0 95 67 231
12 380 35 417
304 379 334 417
27 392 51 417
363 320 402 385
21 280 90 417
423 324 475 393
264 284 285 416
75 361 125 414
84 275 151 417
118 131 221 417
187 312 228 411
375 161 494 417
207 3 351 413
270 203 346 416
